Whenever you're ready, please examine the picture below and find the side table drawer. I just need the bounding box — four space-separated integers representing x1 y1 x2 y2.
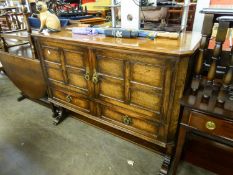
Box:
189 111 233 140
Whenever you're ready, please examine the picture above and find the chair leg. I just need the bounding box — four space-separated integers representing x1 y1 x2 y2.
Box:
1 37 9 52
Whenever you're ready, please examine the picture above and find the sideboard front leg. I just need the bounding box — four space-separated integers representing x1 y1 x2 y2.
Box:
159 143 173 175
52 105 67 125
160 155 171 175
17 94 26 102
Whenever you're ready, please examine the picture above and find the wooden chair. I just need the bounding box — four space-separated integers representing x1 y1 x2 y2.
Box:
0 12 24 31
0 5 36 58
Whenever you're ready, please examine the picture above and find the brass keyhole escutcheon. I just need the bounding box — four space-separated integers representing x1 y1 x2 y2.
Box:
205 121 216 130
84 71 90 81
122 115 133 126
66 95 72 103
92 70 99 84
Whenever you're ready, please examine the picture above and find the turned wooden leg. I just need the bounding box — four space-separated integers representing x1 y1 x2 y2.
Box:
160 144 173 175
52 104 67 125
191 14 214 92
171 125 187 175
160 155 171 175
1 37 8 52
217 47 233 105
17 93 26 102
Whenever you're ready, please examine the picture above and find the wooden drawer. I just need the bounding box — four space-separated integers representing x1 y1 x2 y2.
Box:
52 88 90 113
100 104 160 141
189 112 233 140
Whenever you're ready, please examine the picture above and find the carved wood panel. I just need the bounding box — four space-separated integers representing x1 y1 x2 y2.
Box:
41 43 91 97
93 49 173 124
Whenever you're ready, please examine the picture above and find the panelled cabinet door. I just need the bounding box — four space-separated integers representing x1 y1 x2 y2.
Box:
42 45 64 82
93 50 125 102
92 49 175 126
130 62 163 113
40 41 93 113
63 48 91 97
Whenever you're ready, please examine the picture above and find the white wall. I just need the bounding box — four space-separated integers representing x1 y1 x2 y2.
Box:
192 0 211 32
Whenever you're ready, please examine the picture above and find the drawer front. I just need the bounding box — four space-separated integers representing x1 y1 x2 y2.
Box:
189 112 233 140
52 88 90 113
99 104 160 141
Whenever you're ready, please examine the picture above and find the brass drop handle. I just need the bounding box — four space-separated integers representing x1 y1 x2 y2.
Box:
84 70 90 81
122 115 133 126
66 95 72 103
92 69 99 84
205 121 216 130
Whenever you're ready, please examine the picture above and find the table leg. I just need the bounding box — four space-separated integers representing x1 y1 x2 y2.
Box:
171 125 187 175
52 104 67 125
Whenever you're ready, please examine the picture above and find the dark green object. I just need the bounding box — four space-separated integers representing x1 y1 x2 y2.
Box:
104 29 139 38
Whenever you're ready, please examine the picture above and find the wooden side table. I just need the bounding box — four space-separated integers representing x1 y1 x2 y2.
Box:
171 90 233 175
171 9 233 175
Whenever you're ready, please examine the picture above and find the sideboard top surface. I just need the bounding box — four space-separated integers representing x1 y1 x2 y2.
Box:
32 30 201 56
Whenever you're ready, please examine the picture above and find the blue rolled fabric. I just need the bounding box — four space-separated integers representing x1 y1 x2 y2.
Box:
59 15 93 20
28 17 40 28
28 17 69 29
72 27 158 40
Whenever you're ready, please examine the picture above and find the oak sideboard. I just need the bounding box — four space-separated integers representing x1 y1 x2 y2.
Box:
32 30 201 174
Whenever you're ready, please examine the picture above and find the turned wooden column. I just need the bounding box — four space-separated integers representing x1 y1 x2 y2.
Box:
203 20 230 99
191 14 214 92
215 16 233 104
218 40 233 104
